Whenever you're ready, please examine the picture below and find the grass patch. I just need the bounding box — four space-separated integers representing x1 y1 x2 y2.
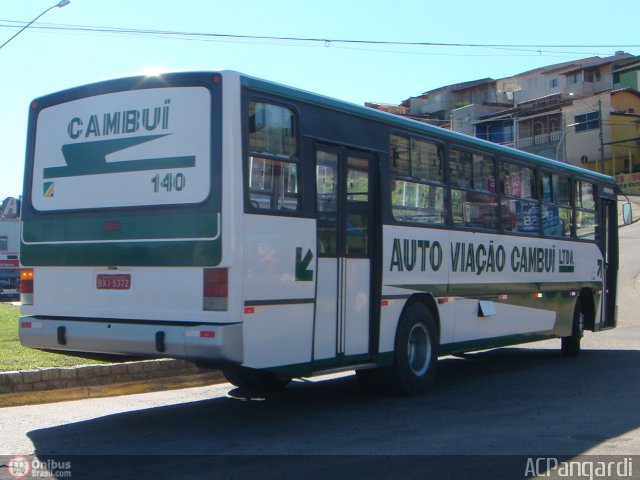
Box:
0 302 111 371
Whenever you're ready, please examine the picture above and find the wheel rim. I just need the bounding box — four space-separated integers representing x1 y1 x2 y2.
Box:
577 312 585 337
407 323 432 376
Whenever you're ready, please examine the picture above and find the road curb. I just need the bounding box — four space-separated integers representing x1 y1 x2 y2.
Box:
0 360 226 408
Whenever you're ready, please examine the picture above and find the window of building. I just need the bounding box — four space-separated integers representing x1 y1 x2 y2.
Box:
0 236 7 250
541 172 572 237
451 149 498 229
390 134 445 224
247 101 301 212
568 73 581 85
574 111 600 133
533 122 545 137
550 78 559 89
584 70 601 83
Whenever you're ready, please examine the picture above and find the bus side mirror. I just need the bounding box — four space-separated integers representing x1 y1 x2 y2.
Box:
622 202 633 225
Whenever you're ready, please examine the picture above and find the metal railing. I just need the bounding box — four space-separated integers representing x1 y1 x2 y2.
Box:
516 130 562 148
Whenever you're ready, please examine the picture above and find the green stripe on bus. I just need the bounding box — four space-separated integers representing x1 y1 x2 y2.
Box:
387 281 601 296
22 211 220 243
20 239 221 267
260 332 559 377
439 332 558 356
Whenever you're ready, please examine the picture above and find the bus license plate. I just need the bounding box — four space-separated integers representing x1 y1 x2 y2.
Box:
96 274 131 290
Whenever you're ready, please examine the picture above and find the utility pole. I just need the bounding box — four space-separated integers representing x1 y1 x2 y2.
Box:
598 98 605 174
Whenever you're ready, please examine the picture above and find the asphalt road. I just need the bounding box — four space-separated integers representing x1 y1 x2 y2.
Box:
1 220 640 479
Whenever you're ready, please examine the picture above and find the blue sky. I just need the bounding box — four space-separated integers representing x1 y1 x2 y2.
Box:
1 0 638 199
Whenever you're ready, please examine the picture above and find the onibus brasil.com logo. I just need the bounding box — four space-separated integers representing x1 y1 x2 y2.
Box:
525 457 633 479
7 456 71 478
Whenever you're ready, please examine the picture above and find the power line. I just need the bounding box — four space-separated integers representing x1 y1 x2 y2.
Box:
1 19 639 54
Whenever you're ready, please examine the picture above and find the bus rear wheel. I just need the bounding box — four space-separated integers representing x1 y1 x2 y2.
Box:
222 365 291 392
383 302 438 395
561 302 585 358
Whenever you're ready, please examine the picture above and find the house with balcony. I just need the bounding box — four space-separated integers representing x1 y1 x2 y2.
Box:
373 52 640 176
405 78 510 128
607 88 640 175
450 52 639 173
613 56 640 91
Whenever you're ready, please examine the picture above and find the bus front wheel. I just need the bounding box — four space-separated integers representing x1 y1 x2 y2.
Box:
561 302 585 358
384 302 439 395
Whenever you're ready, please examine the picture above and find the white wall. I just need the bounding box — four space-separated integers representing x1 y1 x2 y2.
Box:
0 220 20 252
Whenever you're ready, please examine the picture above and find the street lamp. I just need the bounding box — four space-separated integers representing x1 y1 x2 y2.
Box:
0 1 70 52
555 122 579 163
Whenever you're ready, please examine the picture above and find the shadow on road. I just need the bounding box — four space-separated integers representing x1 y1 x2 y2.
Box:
25 347 640 478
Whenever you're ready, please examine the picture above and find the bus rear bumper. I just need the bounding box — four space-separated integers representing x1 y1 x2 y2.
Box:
18 317 243 363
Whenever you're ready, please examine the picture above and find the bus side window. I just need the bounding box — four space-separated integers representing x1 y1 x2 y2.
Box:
500 160 539 235
246 101 301 212
542 173 572 238
575 180 598 240
316 151 339 255
389 134 446 225
450 149 498 230
248 157 300 211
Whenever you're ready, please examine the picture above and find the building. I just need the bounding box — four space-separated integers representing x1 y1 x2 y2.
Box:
609 89 640 176
445 52 640 176
614 56 640 90
0 197 21 296
404 77 512 129
369 52 640 190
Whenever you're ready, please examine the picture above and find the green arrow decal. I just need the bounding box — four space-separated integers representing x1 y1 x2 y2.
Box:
295 247 314 281
44 134 196 179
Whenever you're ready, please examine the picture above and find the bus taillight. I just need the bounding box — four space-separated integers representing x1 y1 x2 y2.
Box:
20 268 34 305
203 268 228 311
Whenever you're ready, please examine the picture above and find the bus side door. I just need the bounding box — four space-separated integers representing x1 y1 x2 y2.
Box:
314 144 376 360
599 197 618 329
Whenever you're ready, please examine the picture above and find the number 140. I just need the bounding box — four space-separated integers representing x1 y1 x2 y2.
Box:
151 173 186 193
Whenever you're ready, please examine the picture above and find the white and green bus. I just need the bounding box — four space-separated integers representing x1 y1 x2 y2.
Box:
19 71 625 394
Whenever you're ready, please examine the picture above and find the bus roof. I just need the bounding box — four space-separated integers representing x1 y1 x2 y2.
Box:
236 71 615 185
30 69 615 186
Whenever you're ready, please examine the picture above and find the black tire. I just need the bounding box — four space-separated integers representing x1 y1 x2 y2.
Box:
561 301 585 358
383 302 439 395
222 365 291 391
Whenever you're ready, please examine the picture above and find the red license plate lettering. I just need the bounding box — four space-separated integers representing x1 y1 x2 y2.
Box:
96 274 131 290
